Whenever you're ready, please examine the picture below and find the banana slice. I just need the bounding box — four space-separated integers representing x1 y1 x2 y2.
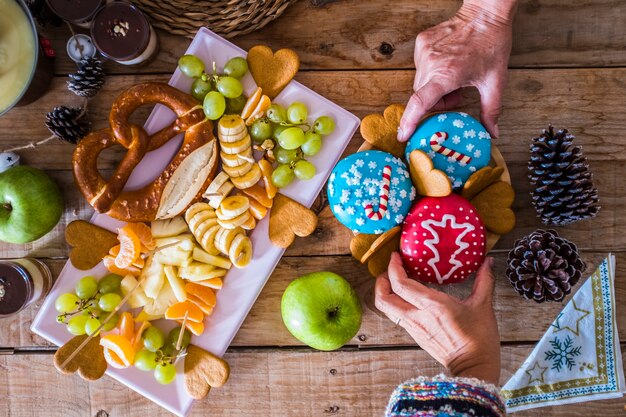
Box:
222 160 253 178
220 147 253 168
218 115 247 142
185 202 215 224
241 87 262 120
195 217 219 240
217 195 250 220
208 181 235 209
249 198 268 220
188 210 217 232
231 163 262 190
229 233 253 268
217 210 252 229
221 135 252 155
200 224 221 255
241 214 257 230
215 227 243 254
203 172 230 197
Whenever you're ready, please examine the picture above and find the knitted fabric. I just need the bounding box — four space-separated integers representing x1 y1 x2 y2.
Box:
385 374 506 417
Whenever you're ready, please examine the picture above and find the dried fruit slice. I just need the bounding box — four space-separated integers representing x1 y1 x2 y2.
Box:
185 282 217 308
165 300 204 323
100 334 135 368
115 227 142 269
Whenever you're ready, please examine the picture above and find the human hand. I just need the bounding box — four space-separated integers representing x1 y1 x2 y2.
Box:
375 253 501 384
398 0 518 141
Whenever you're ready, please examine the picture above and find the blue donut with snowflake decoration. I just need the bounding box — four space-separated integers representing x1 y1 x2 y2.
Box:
327 150 416 234
405 112 492 188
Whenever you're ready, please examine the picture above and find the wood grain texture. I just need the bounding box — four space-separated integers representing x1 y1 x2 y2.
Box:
45 0 626 74
1 252 620 349
1 345 625 416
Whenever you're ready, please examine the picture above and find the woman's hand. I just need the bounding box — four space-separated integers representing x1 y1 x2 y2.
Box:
398 0 518 141
375 253 501 384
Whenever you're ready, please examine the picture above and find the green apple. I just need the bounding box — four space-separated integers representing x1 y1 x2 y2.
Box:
0 166 63 243
281 271 362 351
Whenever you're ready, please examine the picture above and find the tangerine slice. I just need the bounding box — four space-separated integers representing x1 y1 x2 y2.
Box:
103 255 141 276
187 293 214 316
103 347 127 369
178 318 204 336
193 277 223 290
100 334 135 368
132 320 152 352
123 222 156 251
118 312 135 341
108 246 145 269
185 282 216 308
115 227 142 269
165 300 204 323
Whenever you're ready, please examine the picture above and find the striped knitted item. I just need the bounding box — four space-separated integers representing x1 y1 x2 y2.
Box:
385 374 506 417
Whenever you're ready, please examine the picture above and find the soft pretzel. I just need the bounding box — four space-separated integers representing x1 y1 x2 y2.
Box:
73 82 219 222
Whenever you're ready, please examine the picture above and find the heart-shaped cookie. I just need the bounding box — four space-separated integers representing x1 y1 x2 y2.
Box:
184 345 230 400
360 104 406 158
269 194 318 248
471 181 515 235
461 166 504 201
54 334 107 381
367 230 401 277
408 150 452 197
247 45 300 99
350 233 379 263
65 220 118 270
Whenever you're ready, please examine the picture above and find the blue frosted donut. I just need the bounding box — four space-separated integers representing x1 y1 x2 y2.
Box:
405 112 491 188
327 150 416 234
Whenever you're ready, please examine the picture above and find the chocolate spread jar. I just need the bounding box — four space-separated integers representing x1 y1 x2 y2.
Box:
0 259 51 317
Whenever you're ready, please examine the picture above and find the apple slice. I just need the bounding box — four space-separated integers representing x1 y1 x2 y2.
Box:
140 255 165 299
164 265 186 302
192 247 232 270
151 216 189 238
120 275 149 308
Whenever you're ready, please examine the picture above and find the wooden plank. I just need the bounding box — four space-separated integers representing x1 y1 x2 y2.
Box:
1 345 625 416
46 0 626 75
2 252 622 349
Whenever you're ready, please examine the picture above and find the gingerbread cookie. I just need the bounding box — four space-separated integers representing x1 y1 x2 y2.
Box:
269 194 318 248
367 229 402 277
400 194 486 285
471 181 515 235
66 220 119 270
461 166 504 201
359 104 406 158
328 150 415 234
405 112 492 189
408 150 453 197
54 334 107 381
184 344 230 400
247 45 300 99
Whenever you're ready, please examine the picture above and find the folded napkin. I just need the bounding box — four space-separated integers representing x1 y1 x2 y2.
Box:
502 254 624 412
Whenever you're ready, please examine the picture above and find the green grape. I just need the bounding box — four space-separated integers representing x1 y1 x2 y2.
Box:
191 78 213 102
225 94 247 114
301 131 322 156
278 127 306 150
271 164 295 188
216 76 243 99
75 276 98 300
250 119 273 142
98 274 122 294
223 57 248 79
267 104 287 123
135 349 158 371
143 326 166 352
287 102 308 125
178 54 205 78
312 115 336 135
56 315 64 324
67 315 88 336
167 326 192 350
275 147 300 165
85 317 102 336
98 293 122 312
161 343 176 358
102 313 119 331
154 363 177 385
203 91 226 120
55 293 80 313
272 124 288 141
294 160 317 180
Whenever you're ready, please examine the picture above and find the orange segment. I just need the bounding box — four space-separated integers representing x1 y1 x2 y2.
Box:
194 277 223 290
103 347 127 369
187 293 215 316
103 255 141 276
185 282 216 308
115 227 142 269
118 312 135 341
132 320 152 352
165 300 204 323
100 334 135 368
178 318 204 336
123 222 156 251
109 245 145 269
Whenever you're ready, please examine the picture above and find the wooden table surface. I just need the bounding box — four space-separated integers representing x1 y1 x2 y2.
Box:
1 0 625 415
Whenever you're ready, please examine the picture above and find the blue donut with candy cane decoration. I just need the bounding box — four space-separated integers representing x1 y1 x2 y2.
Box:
327 150 415 234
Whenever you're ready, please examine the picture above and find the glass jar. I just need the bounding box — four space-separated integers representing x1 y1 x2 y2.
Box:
45 0 104 28
0 258 52 317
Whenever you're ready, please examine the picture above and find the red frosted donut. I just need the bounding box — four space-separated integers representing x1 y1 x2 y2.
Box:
400 194 486 285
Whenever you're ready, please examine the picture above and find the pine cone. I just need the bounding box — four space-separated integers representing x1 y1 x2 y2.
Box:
528 126 600 226
45 106 90 144
506 229 585 303
67 57 105 98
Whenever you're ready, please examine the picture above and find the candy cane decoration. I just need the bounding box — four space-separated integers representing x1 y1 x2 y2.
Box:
430 131 472 164
364 165 392 221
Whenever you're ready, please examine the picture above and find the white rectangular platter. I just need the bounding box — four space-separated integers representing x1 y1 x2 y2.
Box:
31 27 359 417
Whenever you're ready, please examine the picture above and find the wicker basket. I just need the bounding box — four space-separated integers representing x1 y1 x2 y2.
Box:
134 0 296 38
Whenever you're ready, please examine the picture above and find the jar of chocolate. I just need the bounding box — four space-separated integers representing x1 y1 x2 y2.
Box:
0 258 52 317
46 0 104 28
90 1 159 66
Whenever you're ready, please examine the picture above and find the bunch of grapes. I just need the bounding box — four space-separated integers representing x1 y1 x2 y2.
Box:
249 102 335 188
54 274 124 336
178 54 249 120
135 326 191 385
